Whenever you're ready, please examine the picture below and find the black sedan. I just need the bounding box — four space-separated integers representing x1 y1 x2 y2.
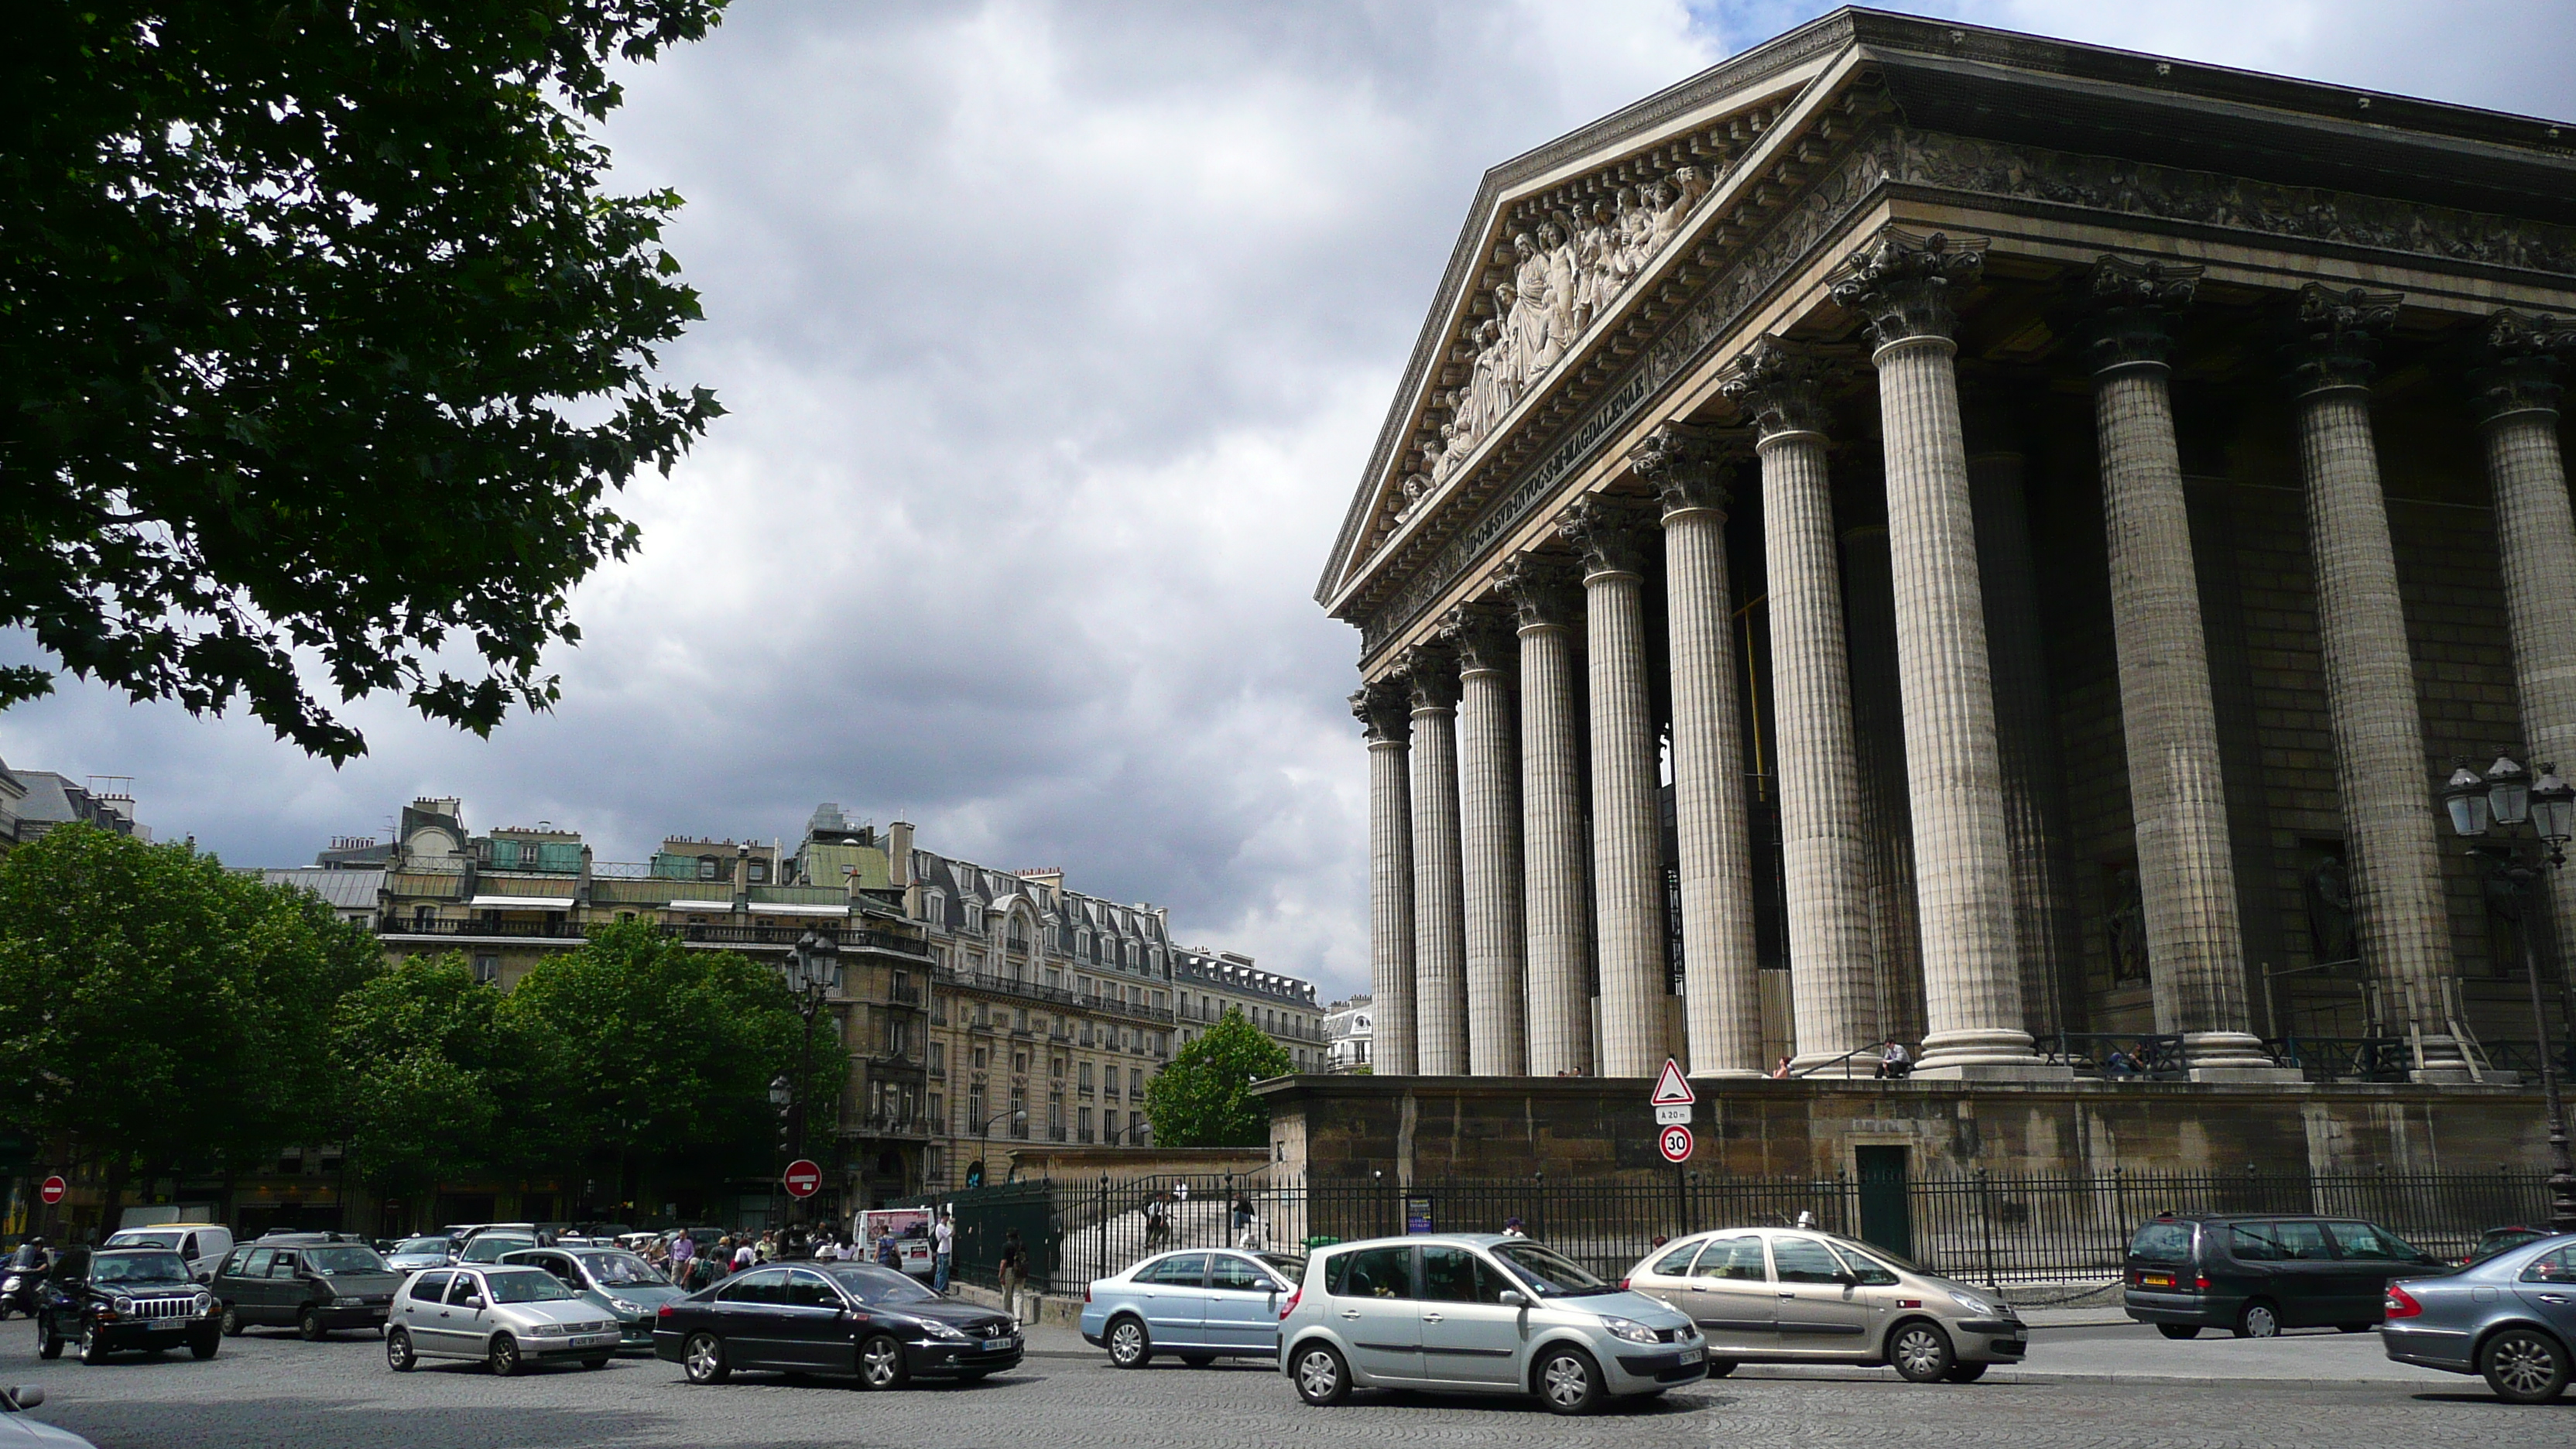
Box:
653 1262 1022 1389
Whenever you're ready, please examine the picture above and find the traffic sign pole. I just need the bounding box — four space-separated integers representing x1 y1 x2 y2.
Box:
783 1159 823 1200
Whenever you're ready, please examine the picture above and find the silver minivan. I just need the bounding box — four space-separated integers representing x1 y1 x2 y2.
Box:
1278 1234 1704 1414
1620 1227 2026 1382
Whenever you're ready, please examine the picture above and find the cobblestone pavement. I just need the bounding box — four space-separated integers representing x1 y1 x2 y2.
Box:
0 1317 2562 1449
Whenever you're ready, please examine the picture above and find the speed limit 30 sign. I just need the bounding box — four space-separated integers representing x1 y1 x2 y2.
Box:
1657 1125 1694 1163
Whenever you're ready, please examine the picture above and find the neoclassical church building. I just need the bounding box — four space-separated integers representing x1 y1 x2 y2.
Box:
1314 10 2576 1093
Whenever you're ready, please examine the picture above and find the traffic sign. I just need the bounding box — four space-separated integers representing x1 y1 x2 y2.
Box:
782 1159 822 1199
1657 1125 1694 1164
1653 1104 1691 1126
1650 1057 1695 1105
38 1175 67 1206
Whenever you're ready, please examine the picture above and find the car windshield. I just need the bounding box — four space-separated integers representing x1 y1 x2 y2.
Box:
1491 1242 1615 1297
823 1264 939 1305
111 1231 185 1250
396 1238 450 1255
1830 1235 1923 1274
462 1235 537 1262
306 1246 388 1275
577 1252 667 1287
2465 1230 2547 1266
483 1269 577 1304
93 1252 191 1284
1257 1253 1307 1281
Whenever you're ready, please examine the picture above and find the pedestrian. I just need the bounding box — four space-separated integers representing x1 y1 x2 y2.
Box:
879 1228 900 1271
1144 1191 1170 1249
1231 1191 1254 1237
1770 1055 1793 1080
1501 1216 1526 1238
1173 1180 1189 1204
933 1211 955 1293
998 1228 1029 1325
1875 1040 1913 1080
732 1237 755 1274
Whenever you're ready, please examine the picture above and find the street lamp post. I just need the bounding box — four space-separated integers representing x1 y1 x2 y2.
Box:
2439 753 2576 1232
783 930 842 1225
972 1106 1027 1189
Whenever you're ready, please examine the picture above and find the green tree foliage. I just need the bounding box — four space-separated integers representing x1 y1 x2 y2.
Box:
1 2 728 760
0 824 379 1223
1143 1009 1293 1149
331 954 553 1201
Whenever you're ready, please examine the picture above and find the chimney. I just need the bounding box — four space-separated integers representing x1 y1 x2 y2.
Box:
888 820 913 889
733 842 749 911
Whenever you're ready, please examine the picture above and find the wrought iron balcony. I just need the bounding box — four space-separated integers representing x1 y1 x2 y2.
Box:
940 967 1176 1026
379 916 584 940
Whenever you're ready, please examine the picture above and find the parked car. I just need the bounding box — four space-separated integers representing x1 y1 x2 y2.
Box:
211 1238 403 1340
1081 1249 1306 1367
1277 1234 1704 1415
385 1237 457 1273
653 1261 1023 1389
499 1246 689 1352
2382 1232 2576 1403
101 1225 234 1283
34 1247 222 1364
457 1232 541 1265
2457 1225 2551 1269
0 1387 99 1449
1619 1225 2026 1382
2122 1212 2446 1338
383 1266 622 1375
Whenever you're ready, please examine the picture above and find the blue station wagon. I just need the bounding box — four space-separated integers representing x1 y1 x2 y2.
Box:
1081 1250 1306 1366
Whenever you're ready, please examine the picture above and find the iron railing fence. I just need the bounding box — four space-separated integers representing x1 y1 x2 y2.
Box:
919 1167 2556 1295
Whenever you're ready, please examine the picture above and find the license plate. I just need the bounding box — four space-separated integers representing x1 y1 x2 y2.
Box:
577 1334 620 1348
1678 1346 1704 1364
981 1337 1014 1351
2140 1273 2173 1287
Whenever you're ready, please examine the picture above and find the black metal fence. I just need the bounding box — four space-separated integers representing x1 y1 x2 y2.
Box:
930 1167 2554 1295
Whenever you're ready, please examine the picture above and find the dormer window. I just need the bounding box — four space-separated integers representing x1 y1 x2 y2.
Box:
747 861 769 884
697 856 718 880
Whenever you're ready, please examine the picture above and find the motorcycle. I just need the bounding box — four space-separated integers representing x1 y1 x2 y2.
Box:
0 1266 42 1321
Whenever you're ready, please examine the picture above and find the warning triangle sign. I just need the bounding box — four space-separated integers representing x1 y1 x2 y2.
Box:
1650 1057 1695 1105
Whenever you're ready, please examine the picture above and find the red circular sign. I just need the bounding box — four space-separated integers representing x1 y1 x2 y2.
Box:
38 1175 67 1205
1657 1125 1694 1165
783 1160 823 1199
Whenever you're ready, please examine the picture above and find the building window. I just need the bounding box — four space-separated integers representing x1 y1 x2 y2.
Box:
413 906 434 928
928 1042 945 1075
972 1046 987 1070
748 860 769 883
1012 1051 1027 1074
1079 1105 1094 1142
697 856 718 880
1078 1062 1093 1091
473 954 499 985
1050 1055 1065 1079
1129 1067 1144 1097
928 1091 944 1128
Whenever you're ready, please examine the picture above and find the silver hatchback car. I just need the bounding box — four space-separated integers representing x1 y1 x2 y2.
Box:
1619 1226 2026 1382
382 1266 623 1376
1278 1234 1704 1414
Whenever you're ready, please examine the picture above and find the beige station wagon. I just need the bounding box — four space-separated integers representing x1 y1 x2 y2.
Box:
1619 1227 2026 1383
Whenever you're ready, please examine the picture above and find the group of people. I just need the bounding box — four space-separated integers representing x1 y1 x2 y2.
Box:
1139 1186 1266 1251
640 1218 952 1293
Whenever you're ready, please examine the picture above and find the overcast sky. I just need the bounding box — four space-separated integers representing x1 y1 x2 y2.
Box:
5 2 2571 1001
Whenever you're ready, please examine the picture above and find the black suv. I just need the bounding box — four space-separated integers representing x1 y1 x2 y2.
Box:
211 1235 403 1339
2122 1212 2446 1338
36 1246 222 1362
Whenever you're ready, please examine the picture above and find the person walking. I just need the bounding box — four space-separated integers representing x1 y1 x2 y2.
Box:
998 1228 1028 1326
1231 1191 1259 1249
669 1231 696 1285
1144 1191 1170 1249
932 1211 955 1293
732 1237 755 1274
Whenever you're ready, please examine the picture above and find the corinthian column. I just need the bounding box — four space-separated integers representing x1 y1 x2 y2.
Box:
2080 257 2278 1076
1352 681 1416 1075
1403 643 1470 1075
2475 312 2576 970
1634 423 1762 1077
1839 519 1924 1048
1721 338 1879 1072
1447 603 1530 1077
1500 552 1594 1077
2285 284 2465 1077
1559 495 1667 1077
1831 230 2048 1076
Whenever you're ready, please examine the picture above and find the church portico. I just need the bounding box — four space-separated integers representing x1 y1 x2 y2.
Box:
1316 11 2576 1118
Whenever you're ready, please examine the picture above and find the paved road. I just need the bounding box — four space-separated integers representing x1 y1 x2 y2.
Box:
0 1317 2561 1448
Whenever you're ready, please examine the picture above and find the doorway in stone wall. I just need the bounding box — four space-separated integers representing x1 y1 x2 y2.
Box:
1854 1146 1912 1262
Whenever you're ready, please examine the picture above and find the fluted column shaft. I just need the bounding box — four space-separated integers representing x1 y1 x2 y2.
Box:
1564 499 1667 1077
1407 662 1469 1076
1453 617 1530 1077
1506 558 1594 1077
1840 522 1923 1049
1643 429 1764 1077
1357 687 1417 1076
2091 317 2270 1070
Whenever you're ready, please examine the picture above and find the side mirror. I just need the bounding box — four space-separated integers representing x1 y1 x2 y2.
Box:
194 1272 212 1285
1833 1270 1858 1287
1498 1289 1526 1307
1 1386 44 1412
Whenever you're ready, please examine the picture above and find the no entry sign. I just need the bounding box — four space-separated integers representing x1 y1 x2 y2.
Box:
783 1159 822 1199
1658 1125 1694 1164
38 1175 67 1205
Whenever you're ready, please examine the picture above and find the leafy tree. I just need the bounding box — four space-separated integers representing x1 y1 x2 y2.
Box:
330 953 555 1205
500 920 845 1212
1144 1009 1293 1149
0 824 378 1228
2 2 727 760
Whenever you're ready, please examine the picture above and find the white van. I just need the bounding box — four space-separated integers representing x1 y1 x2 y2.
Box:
104 1224 235 1283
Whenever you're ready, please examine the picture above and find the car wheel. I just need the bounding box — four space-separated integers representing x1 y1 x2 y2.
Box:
298 1307 327 1341
220 1305 245 1338
488 1333 522 1377
683 1331 729 1385
385 1328 416 1373
1292 1342 1349 1406
78 1328 108 1365
856 1333 908 1390
1535 1345 1604 1416
1943 1361 1989 1383
1703 1358 1735 1379
2234 1300 2280 1339
1106 1314 1151 1368
1180 1352 1214 1368
1889 1321 1955 1383
190 1332 220 1361
2479 1327 2571 1405
2156 1324 2201 1341
36 1316 62 1361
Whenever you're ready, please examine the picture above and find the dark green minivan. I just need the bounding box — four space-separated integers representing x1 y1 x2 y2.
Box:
2122 1212 2446 1338
212 1235 404 1340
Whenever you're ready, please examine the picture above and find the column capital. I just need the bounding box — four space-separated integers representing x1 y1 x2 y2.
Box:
1719 334 1833 440
1399 642 1461 712
1440 601 1518 675
1629 420 1750 519
1350 680 1411 743
1830 228 1988 350
1556 493 1656 579
2283 283 2403 394
1495 550 1582 631
2081 254 2202 374
2473 309 2574 425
